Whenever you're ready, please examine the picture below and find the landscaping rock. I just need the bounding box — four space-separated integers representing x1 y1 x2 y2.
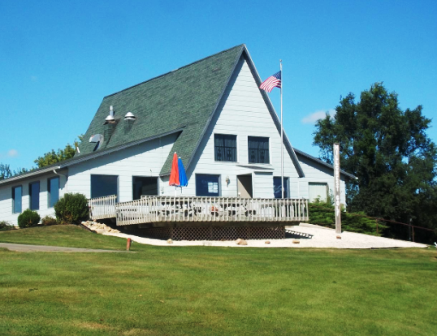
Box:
236 238 248 246
265 241 271 244
167 239 173 244
81 221 120 234
292 240 300 244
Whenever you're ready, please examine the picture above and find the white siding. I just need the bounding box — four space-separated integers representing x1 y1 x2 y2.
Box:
68 134 177 201
0 172 67 226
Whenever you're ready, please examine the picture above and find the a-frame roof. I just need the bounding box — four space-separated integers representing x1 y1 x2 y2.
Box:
77 45 246 175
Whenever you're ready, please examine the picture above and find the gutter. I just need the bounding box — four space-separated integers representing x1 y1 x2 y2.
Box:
0 166 61 186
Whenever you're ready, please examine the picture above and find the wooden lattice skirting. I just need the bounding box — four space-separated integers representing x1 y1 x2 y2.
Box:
140 226 285 241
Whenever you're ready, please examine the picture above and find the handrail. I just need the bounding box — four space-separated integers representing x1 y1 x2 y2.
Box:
114 196 309 226
88 195 117 220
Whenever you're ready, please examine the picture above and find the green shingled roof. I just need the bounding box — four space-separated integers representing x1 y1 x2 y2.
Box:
77 44 245 175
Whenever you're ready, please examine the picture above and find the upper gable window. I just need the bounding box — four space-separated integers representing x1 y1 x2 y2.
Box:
248 136 269 164
215 134 237 162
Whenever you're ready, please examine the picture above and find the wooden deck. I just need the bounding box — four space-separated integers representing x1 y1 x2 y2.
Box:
89 195 309 227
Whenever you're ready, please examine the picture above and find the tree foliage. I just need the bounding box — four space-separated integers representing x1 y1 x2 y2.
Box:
313 83 437 236
34 135 83 168
0 164 12 180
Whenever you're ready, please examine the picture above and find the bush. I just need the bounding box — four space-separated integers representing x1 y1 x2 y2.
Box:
17 209 41 228
0 220 16 231
308 200 386 236
41 216 58 226
54 193 89 224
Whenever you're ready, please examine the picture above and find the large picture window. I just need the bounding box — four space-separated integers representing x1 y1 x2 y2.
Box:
196 174 220 197
48 177 60 208
248 136 269 164
215 134 237 162
29 181 40 210
274 177 289 199
133 177 158 200
12 186 22 213
91 175 118 199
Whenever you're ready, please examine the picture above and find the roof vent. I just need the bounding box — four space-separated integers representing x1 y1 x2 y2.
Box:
89 134 104 151
124 112 136 133
124 112 136 120
105 105 115 122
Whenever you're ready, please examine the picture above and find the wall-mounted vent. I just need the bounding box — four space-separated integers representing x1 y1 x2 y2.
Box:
89 134 104 151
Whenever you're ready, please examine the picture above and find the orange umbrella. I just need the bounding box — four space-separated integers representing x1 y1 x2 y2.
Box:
169 152 180 186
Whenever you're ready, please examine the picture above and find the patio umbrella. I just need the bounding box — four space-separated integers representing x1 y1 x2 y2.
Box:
169 153 188 194
177 157 188 187
169 152 180 186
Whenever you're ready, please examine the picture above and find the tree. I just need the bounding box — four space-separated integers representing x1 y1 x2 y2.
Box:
34 135 83 169
0 164 12 180
313 83 437 239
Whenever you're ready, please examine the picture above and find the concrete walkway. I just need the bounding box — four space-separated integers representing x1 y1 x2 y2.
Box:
0 243 128 253
101 223 428 249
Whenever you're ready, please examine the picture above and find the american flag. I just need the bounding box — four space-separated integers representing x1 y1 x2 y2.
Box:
260 71 281 92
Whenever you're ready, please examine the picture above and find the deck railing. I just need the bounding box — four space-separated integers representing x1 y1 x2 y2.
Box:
88 195 117 220
115 196 309 226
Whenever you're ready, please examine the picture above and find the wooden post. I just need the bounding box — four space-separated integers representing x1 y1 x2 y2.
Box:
126 238 131 251
333 143 342 234
412 226 415 242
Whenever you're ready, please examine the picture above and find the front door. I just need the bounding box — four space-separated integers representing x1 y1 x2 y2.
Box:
237 174 253 198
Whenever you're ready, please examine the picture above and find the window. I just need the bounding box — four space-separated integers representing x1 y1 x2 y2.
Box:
248 136 269 164
309 183 328 202
29 181 40 210
133 177 158 200
48 177 60 208
91 175 118 199
215 134 237 162
12 186 22 213
274 177 289 199
196 174 220 197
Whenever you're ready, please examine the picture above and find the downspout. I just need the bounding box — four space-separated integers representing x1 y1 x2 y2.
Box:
53 169 68 194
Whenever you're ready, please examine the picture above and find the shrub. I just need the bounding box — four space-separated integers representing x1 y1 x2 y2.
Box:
0 220 16 231
308 200 386 236
17 209 41 228
54 193 89 224
41 216 58 226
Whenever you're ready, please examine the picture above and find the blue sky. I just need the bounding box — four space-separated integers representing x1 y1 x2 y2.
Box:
1 0 436 171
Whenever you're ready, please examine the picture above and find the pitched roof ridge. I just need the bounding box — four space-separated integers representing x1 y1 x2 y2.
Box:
104 44 246 99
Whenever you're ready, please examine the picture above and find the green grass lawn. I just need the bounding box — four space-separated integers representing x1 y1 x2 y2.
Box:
0 225 134 250
0 226 436 335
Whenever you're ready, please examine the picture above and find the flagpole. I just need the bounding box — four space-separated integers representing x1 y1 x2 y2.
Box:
280 60 284 199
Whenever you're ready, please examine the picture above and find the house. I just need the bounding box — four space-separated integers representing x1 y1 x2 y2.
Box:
0 44 355 227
